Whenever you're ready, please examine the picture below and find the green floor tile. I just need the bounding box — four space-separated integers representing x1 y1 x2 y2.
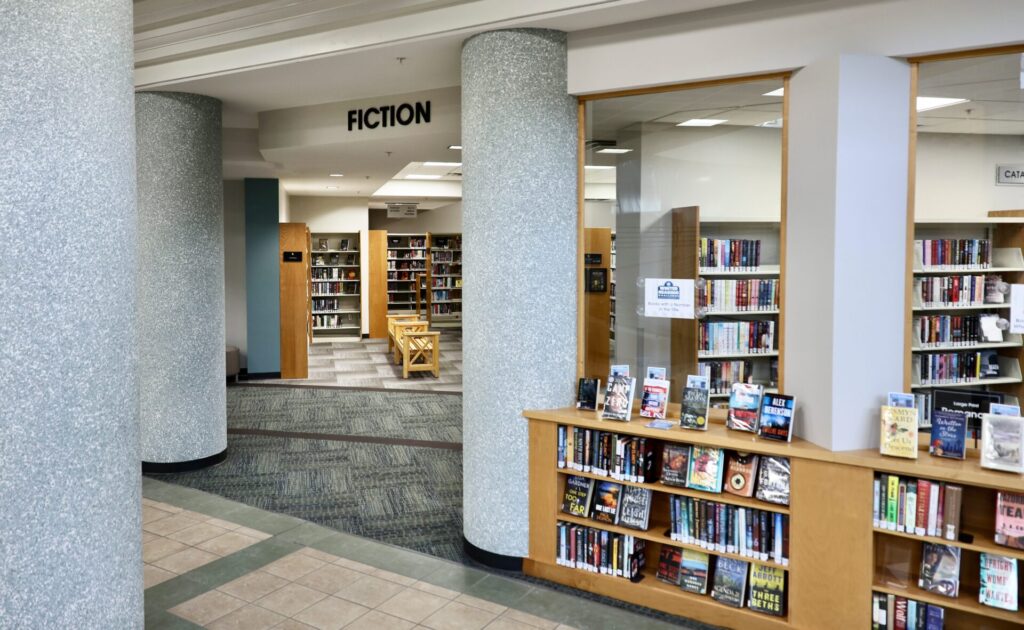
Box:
144 609 205 630
274 521 338 546
420 562 489 592
143 574 211 613
464 573 533 608
180 538 302 589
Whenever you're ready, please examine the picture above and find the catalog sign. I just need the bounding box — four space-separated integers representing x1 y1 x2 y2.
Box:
996 164 1024 185
644 278 694 319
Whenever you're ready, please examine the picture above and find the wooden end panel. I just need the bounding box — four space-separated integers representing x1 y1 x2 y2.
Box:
279 222 309 379
368 230 388 338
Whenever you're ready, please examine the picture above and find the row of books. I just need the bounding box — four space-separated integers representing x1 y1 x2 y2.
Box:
431 278 462 288
311 297 353 311
312 253 357 266
871 592 944 629
658 550 785 616
387 261 426 271
562 475 653 529
388 250 426 259
697 278 779 312
698 238 762 271
430 251 460 263
431 264 461 275
431 303 460 316
698 321 775 356
912 350 1000 385
696 360 757 395
663 444 791 505
914 313 1003 347
914 542 1019 611
386 295 413 304
431 236 461 250
312 284 358 296
387 237 425 248
916 238 992 269
312 314 356 329
554 522 646 579
872 474 963 541
557 427 656 482
431 290 458 301
312 269 357 280
388 275 418 283
669 495 790 564
914 274 1001 307
315 238 355 252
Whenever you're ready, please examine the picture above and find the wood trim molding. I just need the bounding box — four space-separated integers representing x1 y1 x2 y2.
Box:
903 63 919 391
576 98 587 380
577 71 792 102
908 43 1024 64
778 74 790 393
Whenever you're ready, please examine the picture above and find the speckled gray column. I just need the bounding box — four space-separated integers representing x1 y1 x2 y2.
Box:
0 1 142 627
462 29 578 557
136 92 227 464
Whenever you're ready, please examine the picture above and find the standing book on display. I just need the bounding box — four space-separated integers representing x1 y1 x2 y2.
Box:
590 480 622 524
679 550 710 594
686 446 725 493
748 563 786 617
758 393 794 441
724 452 759 498
711 557 749 608
928 410 967 459
576 378 599 411
661 444 690 488
755 456 791 506
981 413 1024 472
680 384 710 430
979 553 1019 611
617 486 653 530
919 543 961 598
639 378 670 420
880 406 919 459
727 383 763 432
561 475 594 518
601 375 636 422
995 491 1024 550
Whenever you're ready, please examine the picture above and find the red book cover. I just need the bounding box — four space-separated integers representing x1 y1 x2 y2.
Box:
724 452 759 497
894 597 907 630
937 483 945 536
916 480 930 535
752 509 760 555
995 491 1024 549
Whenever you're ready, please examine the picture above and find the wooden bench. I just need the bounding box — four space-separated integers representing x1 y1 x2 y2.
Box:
387 313 420 353
392 320 440 378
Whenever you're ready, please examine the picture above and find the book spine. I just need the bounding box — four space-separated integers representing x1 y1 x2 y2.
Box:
915 480 929 536
944 485 961 541
906 481 917 536
898 481 907 533
927 482 939 537
887 475 899 531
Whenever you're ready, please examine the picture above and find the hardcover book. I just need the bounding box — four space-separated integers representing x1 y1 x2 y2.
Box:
757 393 794 442
686 446 725 493
679 550 710 594
995 491 1024 550
979 552 1018 611
755 456 791 506
656 546 682 585
661 443 691 488
639 378 670 420
727 382 763 432
576 378 599 411
711 556 749 608
724 452 760 498
601 375 637 422
616 486 653 530
590 480 622 524
928 409 967 460
561 475 594 518
918 543 961 598
680 386 710 430
880 406 919 459
748 563 786 617
981 413 1024 472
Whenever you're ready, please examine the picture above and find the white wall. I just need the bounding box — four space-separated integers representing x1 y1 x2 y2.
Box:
584 200 615 228
223 179 247 367
278 186 290 222
369 202 463 232
917 133 1024 220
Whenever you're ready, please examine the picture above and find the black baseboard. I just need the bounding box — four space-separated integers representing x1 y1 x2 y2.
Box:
462 536 523 572
143 448 228 474
239 370 281 380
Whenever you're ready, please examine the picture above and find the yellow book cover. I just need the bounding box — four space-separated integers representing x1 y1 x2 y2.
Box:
880 405 919 459
748 563 786 617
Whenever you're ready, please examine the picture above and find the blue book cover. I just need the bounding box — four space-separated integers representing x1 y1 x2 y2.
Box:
929 409 967 460
758 393 794 442
925 604 944 630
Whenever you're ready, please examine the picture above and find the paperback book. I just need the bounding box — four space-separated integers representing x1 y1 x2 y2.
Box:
590 480 623 524
995 491 1024 550
679 550 710 595
757 393 794 442
928 409 967 460
918 543 961 598
727 382 763 432
724 452 759 498
686 446 725 493
616 486 653 530
711 557 749 608
639 378 670 420
656 546 682 585
561 475 594 518
981 413 1024 472
680 385 710 430
755 456 791 506
576 378 599 411
748 563 786 617
601 375 637 422
880 405 919 459
661 444 691 488
979 553 1018 611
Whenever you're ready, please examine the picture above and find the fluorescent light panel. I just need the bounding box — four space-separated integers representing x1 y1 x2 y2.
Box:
423 161 461 167
677 119 727 127
597 148 633 154
763 87 785 97
329 173 344 177
584 165 615 170
406 174 442 180
916 96 969 112
448 145 462 150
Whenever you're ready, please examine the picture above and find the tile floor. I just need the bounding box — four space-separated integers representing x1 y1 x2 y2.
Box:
144 477 689 630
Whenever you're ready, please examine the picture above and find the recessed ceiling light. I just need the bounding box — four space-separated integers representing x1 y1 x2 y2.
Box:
763 87 785 97
326 186 339 190
329 173 344 177
916 96 969 112
423 161 462 167
677 119 728 127
584 165 615 170
448 145 462 150
597 148 633 154
406 174 442 180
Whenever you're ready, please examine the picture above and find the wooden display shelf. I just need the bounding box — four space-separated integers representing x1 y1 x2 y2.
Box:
558 468 790 515
872 582 1024 625
873 527 1024 562
835 449 1024 492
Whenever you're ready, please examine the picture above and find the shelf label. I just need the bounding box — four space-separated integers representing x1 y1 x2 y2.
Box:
1011 284 1024 333
282 251 302 262
996 164 1024 185
643 278 694 319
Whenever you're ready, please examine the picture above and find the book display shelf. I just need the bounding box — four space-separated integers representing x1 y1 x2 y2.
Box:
386 233 428 313
906 214 1024 417
428 233 462 328
310 232 361 336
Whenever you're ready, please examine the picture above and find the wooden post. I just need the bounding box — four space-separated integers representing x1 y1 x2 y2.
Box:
279 222 309 379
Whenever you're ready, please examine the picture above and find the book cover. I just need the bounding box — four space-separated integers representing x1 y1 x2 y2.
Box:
576 378 599 411
755 456 791 506
655 546 682 585
748 563 785 616
724 452 760 498
590 480 622 524
561 475 594 518
661 443 690 487
711 556 749 608
680 386 710 430
979 552 1018 611
601 375 636 422
925 605 943 630
928 410 967 459
616 486 653 530
758 393 795 442
995 491 1024 550
981 413 1024 472
678 549 710 594
880 406 919 459
728 383 763 432
918 543 961 598
686 446 725 493
639 378 670 420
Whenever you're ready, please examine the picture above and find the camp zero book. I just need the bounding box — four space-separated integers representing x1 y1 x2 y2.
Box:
601 375 637 422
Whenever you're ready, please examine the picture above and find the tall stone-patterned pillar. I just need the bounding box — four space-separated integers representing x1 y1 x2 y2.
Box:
0 1 143 626
136 92 227 470
461 29 578 563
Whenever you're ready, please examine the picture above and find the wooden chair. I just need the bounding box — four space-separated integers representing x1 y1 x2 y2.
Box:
387 313 419 353
401 330 440 378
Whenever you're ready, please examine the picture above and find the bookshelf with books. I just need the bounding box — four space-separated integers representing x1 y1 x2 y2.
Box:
427 232 462 328
386 233 428 313
310 232 361 336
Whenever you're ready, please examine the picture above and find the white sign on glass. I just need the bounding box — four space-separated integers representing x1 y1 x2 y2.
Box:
643 278 694 319
1010 284 1024 334
996 164 1024 186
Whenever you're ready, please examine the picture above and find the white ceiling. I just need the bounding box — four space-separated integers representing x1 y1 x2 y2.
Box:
918 53 1024 134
